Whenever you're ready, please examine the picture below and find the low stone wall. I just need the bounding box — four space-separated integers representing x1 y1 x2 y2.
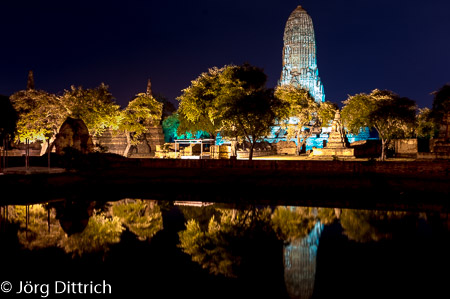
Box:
237 150 276 159
6 149 41 157
312 147 355 157
350 140 381 158
417 152 450 160
394 139 418 158
274 141 297 155
93 126 164 157
107 158 450 177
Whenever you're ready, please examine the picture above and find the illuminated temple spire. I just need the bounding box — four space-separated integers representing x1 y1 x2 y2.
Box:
279 5 325 103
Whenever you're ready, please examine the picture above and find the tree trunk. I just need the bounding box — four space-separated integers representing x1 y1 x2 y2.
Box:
381 138 386 161
123 131 132 157
249 141 255 161
296 130 301 155
4 136 7 169
47 139 51 169
25 139 29 170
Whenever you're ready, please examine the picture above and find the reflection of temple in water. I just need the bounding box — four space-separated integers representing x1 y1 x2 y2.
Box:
284 221 323 299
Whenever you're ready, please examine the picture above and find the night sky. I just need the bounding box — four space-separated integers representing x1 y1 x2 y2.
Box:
1 0 449 109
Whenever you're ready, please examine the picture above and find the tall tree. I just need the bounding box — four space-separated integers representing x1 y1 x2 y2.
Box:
162 113 180 143
120 92 163 156
61 83 121 136
177 67 224 139
430 83 450 130
217 64 286 160
416 108 438 138
10 89 66 153
0 95 17 147
275 85 337 154
178 63 286 160
219 88 284 160
341 89 417 160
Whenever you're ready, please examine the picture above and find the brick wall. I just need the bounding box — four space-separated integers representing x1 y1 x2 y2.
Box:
120 159 450 177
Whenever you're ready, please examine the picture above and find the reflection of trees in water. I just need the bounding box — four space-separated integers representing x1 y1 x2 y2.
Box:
177 204 221 231
6 199 163 256
340 210 410 242
272 207 334 299
178 205 337 284
14 205 66 250
11 204 123 257
111 199 163 241
178 207 276 278
60 211 124 256
272 207 335 242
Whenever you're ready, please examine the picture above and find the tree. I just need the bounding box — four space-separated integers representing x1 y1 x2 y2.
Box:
220 88 284 160
416 108 438 138
162 113 180 143
177 67 225 139
10 90 65 144
154 93 176 119
0 95 17 151
178 63 287 160
120 92 163 156
275 85 337 154
217 64 287 160
10 89 67 167
341 89 417 160
430 83 450 126
61 83 121 136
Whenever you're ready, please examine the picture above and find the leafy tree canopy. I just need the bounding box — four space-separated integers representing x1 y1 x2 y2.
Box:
177 67 225 138
112 199 163 241
178 63 287 159
61 83 121 136
10 89 66 143
274 85 337 154
430 83 450 124
0 95 17 143
341 89 416 160
120 92 163 145
416 107 438 138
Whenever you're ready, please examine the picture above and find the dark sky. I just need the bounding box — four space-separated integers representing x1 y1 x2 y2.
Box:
1 0 449 109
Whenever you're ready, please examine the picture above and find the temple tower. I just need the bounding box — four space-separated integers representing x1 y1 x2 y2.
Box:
279 5 325 103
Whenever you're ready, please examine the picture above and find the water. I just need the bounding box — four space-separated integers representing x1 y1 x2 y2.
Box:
0 200 448 298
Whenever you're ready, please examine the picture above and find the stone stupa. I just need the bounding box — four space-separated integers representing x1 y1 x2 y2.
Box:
312 110 355 158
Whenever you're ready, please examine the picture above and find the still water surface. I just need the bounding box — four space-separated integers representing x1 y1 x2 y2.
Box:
1 199 448 298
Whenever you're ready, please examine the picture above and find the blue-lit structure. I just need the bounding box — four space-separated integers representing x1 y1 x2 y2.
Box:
279 5 325 103
284 220 323 299
177 5 376 151
267 5 375 151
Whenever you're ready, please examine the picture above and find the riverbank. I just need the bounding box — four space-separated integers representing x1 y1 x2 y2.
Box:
0 158 448 212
